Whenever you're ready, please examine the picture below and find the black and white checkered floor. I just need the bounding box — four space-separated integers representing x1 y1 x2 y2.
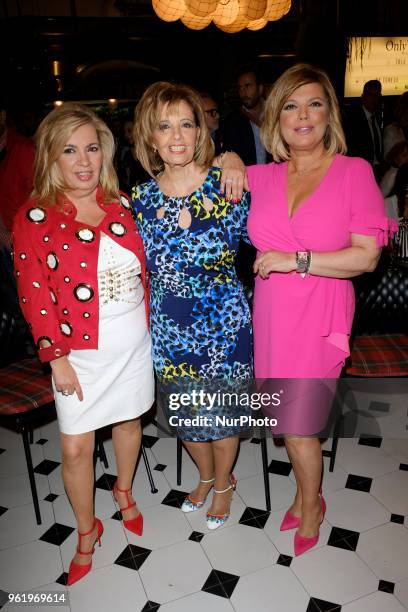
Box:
0 417 407 612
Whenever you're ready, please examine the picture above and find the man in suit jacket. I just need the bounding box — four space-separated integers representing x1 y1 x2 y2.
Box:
200 93 223 156
345 80 383 178
223 67 267 166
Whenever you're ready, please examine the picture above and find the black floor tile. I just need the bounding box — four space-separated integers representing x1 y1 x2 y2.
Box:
358 436 382 448
33 459 60 476
250 437 261 444
368 401 390 413
114 544 151 570
142 434 159 448
44 493 59 502
378 579 395 594
153 464 167 471
111 510 122 521
161 489 188 509
345 473 372 493
55 572 68 586
95 473 117 491
0 590 8 608
277 554 293 567
36 438 48 445
327 527 359 552
268 459 292 476
39 523 75 546
399 463 408 471
141 602 160 611
189 531 204 543
239 506 270 529
0 448 6 454
202 569 240 599
307 597 342 611
390 513 405 524
0 506 8 517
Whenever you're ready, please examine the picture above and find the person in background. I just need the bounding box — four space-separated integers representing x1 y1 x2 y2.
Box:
383 91 408 158
132 82 252 531
223 65 267 166
12 103 154 586
380 141 408 202
117 117 149 194
200 92 223 155
0 102 36 238
246 63 396 556
344 79 383 179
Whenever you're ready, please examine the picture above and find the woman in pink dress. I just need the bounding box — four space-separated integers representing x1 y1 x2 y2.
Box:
246 64 397 556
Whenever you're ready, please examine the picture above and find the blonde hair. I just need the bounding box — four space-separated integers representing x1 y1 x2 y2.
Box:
261 63 347 161
134 81 214 177
33 102 119 206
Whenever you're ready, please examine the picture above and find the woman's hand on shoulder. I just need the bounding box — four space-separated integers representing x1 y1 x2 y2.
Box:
254 250 296 278
50 356 83 401
215 151 249 201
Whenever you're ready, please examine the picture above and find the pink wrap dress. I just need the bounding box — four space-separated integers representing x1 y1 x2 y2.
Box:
247 155 396 433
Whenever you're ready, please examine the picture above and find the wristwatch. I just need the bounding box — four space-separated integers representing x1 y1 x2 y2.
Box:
296 251 311 274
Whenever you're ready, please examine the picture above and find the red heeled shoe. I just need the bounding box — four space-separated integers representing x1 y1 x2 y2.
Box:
113 481 143 536
294 496 326 556
280 509 301 531
67 518 103 586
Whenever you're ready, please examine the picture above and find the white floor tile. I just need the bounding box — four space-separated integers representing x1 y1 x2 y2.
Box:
342 591 407 611
382 439 408 464
0 540 63 591
125 504 191 549
395 577 408 609
336 441 400 478
0 500 55 550
163 453 201 491
370 470 408 515
237 473 295 513
68 563 146 612
150 437 179 466
232 440 263 480
0 443 44 478
160 591 234 611
325 488 390 532
139 540 212 604
357 522 408 582
231 564 310 612
0 472 50 508
202 523 278 576
291 545 378 604
132 468 169 510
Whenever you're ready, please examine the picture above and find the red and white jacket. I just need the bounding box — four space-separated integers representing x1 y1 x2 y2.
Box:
12 189 149 362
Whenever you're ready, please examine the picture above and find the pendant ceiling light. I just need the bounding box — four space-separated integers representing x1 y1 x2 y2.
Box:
152 0 291 32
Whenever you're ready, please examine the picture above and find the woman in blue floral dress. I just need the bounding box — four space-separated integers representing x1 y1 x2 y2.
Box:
131 82 252 529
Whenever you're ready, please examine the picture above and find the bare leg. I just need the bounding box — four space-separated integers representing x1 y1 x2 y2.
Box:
284 441 303 518
285 437 323 537
208 436 239 516
61 431 96 566
112 418 142 520
183 440 214 502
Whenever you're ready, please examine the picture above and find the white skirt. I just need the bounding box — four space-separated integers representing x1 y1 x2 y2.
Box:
54 235 154 435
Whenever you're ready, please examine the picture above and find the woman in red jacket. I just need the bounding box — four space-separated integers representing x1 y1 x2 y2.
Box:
12 103 154 585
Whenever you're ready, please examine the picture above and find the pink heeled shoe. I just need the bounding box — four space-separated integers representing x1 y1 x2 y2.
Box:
294 496 326 556
280 508 301 531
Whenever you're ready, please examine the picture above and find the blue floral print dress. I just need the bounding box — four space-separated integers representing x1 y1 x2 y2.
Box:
131 167 253 440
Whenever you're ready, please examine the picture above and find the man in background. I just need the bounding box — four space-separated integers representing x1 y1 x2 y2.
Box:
200 92 223 156
223 66 267 166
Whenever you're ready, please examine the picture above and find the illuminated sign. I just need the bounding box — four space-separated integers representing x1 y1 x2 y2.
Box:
345 37 408 97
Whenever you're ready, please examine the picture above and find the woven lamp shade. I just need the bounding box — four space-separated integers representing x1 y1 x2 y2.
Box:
246 17 268 30
244 0 267 20
152 0 186 22
264 0 291 20
182 7 213 29
212 0 241 27
185 0 217 17
218 13 249 32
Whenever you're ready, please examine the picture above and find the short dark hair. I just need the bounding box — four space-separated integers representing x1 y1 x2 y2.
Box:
363 79 381 94
236 64 262 85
